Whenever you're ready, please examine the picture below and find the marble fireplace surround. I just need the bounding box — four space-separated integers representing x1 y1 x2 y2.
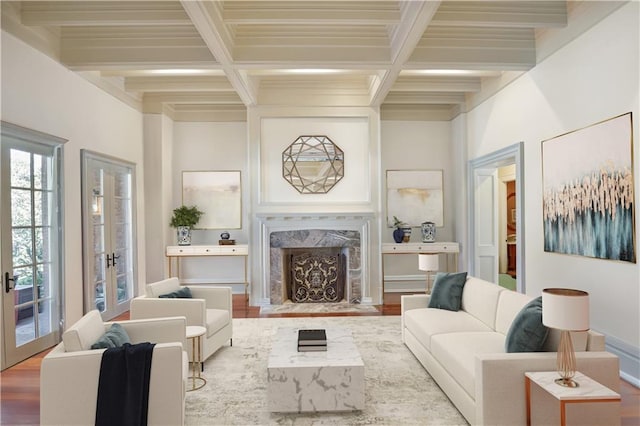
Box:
256 213 374 306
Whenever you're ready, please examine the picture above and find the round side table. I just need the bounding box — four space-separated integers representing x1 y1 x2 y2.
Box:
186 325 207 391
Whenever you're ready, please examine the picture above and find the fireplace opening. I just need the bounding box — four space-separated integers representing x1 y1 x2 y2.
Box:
283 247 346 303
269 229 362 305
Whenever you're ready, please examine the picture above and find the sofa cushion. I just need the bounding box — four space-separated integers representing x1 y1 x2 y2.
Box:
495 290 533 335
404 308 493 351
461 277 506 329
62 310 106 352
159 286 192 299
146 277 180 298
431 332 506 399
428 272 468 311
91 323 131 349
206 309 230 337
505 297 549 353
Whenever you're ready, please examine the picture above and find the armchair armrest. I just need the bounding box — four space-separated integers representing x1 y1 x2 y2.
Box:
106 316 187 348
475 351 619 426
190 286 233 311
130 296 206 327
41 342 185 426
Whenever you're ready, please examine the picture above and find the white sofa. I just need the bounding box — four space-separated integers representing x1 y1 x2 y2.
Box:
401 276 620 425
130 277 233 362
40 310 188 426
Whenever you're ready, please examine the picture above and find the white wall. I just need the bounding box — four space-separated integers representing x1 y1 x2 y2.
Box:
380 120 455 291
460 3 639 380
260 117 370 205
170 122 249 287
0 32 145 327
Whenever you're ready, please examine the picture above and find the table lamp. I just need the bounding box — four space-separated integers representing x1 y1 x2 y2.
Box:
418 254 439 294
542 288 590 388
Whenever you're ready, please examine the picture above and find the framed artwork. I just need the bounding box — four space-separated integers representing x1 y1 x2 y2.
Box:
386 170 444 227
542 112 635 263
182 170 242 229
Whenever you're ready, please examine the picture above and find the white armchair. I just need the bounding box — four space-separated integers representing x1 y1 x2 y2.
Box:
40 310 188 426
130 277 233 363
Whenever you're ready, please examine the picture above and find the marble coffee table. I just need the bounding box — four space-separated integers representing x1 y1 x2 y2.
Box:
267 327 365 413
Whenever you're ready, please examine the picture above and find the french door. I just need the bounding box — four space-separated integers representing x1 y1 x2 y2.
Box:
81 151 136 320
1 123 64 369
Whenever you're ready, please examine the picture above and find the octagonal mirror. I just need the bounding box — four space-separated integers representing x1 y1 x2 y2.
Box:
282 135 344 194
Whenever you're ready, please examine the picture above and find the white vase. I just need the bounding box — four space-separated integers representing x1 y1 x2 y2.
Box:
177 226 191 246
421 221 436 243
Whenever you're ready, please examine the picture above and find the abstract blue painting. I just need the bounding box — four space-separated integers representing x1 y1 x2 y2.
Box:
542 113 635 263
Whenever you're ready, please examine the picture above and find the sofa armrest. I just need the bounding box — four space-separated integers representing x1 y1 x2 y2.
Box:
189 286 233 312
401 294 430 343
401 294 430 313
41 342 185 426
475 351 619 426
130 296 206 327
107 316 187 348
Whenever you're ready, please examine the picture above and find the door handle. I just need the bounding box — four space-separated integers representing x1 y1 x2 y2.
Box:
5 272 16 293
106 254 112 268
112 253 120 266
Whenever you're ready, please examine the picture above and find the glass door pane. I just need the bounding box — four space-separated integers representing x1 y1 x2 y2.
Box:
2 124 63 369
82 152 136 320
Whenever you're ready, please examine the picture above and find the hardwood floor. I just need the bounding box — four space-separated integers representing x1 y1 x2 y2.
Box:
1 294 638 425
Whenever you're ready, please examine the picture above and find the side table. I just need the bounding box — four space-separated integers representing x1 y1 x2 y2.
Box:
186 325 207 391
525 371 620 426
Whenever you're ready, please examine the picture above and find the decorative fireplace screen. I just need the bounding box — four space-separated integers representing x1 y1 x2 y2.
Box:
289 251 345 303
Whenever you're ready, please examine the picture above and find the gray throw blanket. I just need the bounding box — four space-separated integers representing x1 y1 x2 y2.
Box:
95 342 155 426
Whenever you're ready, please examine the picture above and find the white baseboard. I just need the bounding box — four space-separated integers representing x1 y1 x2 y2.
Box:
604 333 640 387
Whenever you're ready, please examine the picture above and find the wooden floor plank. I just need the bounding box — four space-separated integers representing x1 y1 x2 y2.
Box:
1 294 637 425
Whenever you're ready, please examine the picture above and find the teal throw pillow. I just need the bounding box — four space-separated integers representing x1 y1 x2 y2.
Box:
505 296 549 353
91 323 131 349
159 286 192 299
428 272 468 311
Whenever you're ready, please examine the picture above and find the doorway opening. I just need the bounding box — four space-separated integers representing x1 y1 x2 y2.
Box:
468 142 525 293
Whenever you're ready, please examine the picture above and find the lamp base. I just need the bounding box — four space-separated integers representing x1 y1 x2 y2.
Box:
555 377 580 388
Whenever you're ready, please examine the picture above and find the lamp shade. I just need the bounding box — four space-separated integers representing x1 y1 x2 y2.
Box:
542 288 590 331
418 254 439 272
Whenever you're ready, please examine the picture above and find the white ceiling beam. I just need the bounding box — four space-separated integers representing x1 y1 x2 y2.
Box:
60 25 217 69
408 26 536 70
222 7 400 25
369 0 442 106
143 91 244 113
181 0 257 106
431 1 567 28
233 45 391 64
222 1 400 24
381 104 455 121
391 76 481 93
124 76 234 92
21 1 191 27
383 91 467 105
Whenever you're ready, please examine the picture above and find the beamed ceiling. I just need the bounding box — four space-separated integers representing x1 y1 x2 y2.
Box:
2 1 582 121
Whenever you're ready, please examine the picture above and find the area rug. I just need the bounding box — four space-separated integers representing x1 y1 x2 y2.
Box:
185 316 467 425
259 301 379 314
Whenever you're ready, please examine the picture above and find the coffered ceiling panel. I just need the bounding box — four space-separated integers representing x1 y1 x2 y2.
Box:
1 0 586 121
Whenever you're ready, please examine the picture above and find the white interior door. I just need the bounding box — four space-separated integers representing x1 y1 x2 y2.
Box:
1 125 64 369
473 168 499 283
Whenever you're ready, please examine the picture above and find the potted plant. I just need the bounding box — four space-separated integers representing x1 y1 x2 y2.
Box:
392 216 412 243
170 205 204 246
